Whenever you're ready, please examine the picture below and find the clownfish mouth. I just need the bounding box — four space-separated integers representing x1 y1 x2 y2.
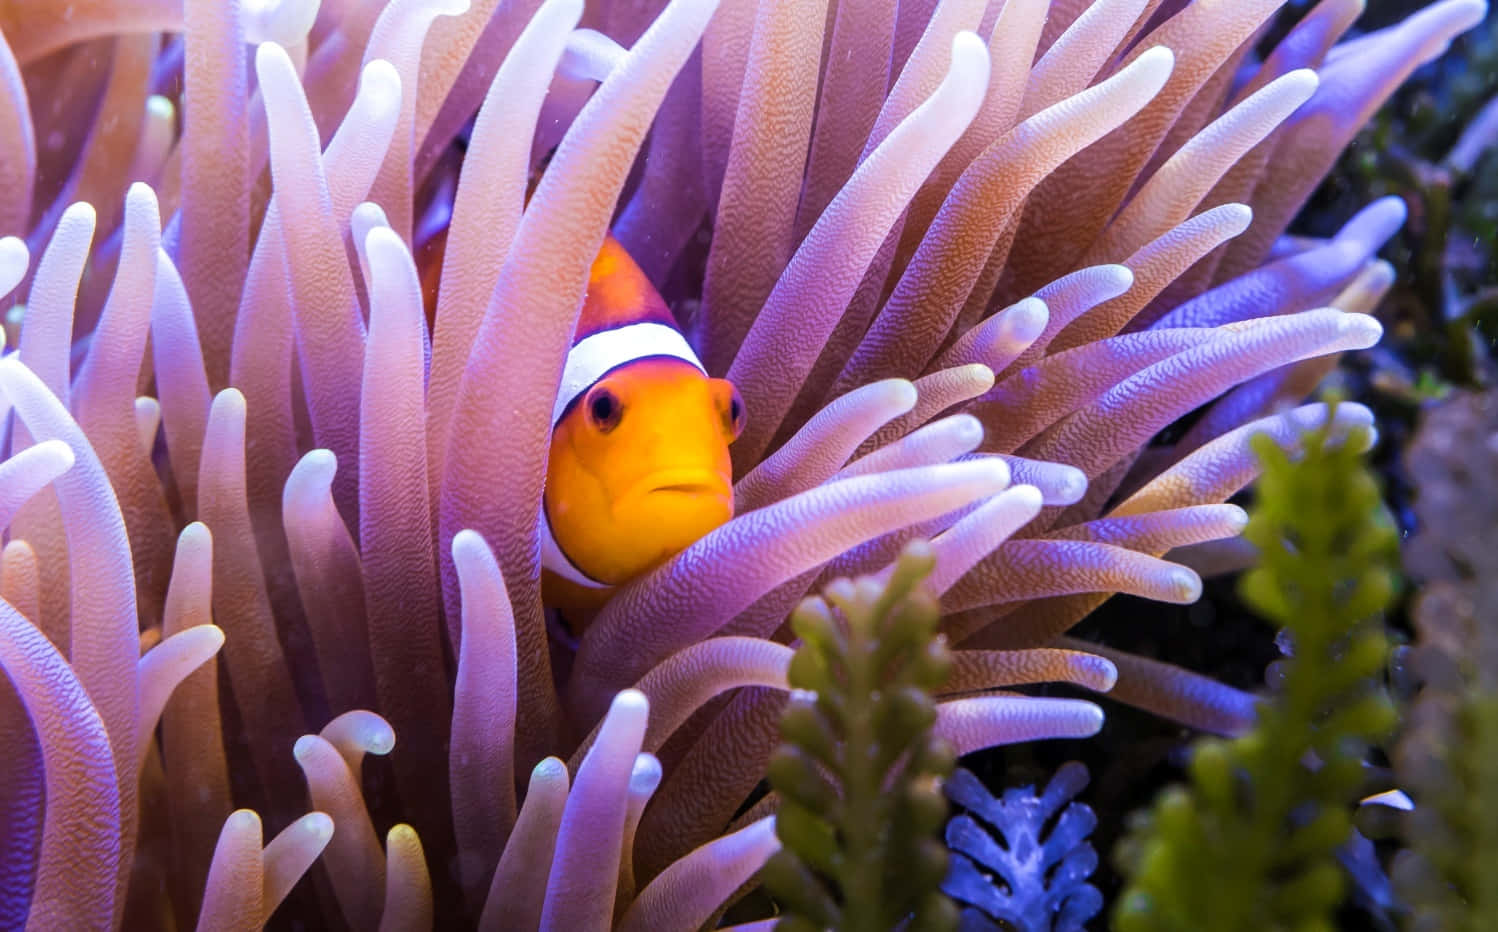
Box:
630 470 731 501
654 479 722 494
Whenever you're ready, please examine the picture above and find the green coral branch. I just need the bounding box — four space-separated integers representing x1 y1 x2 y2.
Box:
1112 410 1400 932
761 541 959 932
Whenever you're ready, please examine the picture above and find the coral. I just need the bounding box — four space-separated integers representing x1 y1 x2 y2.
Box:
760 542 957 932
0 0 1484 926
1391 391 1498 931
943 763 1101 932
1112 410 1400 931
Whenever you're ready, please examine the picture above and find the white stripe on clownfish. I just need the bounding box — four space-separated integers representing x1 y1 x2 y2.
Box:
551 321 707 427
540 498 610 589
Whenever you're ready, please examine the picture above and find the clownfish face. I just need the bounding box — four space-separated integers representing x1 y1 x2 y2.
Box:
543 356 744 615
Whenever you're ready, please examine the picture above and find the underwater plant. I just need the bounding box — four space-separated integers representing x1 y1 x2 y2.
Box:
1111 410 1400 931
1391 390 1498 931
0 0 1486 927
761 541 958 932
943 762 1101 932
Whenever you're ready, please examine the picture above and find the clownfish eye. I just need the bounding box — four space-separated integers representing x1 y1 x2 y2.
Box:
587 386 623 432
727 388 745 439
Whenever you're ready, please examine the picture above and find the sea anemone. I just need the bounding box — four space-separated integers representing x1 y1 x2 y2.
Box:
0 0 1485 927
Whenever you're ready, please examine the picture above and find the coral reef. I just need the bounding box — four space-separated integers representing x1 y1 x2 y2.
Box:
0 0 1484 927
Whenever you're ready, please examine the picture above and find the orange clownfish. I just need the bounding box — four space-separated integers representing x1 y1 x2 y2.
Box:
540 237 744 620
421 230 744 624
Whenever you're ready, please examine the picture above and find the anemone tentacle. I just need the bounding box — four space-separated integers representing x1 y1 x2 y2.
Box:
0 0 1482 926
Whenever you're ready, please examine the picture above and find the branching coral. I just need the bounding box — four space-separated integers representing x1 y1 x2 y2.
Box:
0 0 1485 927
943 763 1101 932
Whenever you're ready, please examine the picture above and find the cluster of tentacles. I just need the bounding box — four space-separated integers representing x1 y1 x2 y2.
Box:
0 0 1485 928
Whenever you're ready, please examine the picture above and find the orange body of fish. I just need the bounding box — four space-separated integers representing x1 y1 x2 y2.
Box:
421 229 743 627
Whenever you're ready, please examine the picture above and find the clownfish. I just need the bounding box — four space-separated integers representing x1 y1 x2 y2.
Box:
420 229 744 625
540 236 744 619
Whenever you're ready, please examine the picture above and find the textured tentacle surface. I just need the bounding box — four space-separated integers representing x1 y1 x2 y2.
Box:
700 0 829 374
1007 265 1134 369
1080 69 1318 267
362 0 471 240
618 816 779 932
793 0 900 241
449 529 519 907
1155 197 1407 330
933 296 1049 374
0 599 120 932
135 624 225 772
231 55 400 553
832 47 1174 403
1051 207 1248 354
150 250 213 517
1001 0 1285 297
574 460 1011 721
614 751 662 918
319 710 397 779
1217 0 1488 281
626 637 791 757
944 538 1202 618
1022 310 1382 481
293 733 386 930
18 202 94 405
0 357 139 896
973 329 1217 454
0 441 75 530
846 413 988 478
944 647 1118 694
358 225 453 860
378 824 434 932
282 450 378 716
260 813 335 924
73 183 173 625
0 31 34 239
734 379 917 513
729 31 992 465
541 689 650 931
427 0 582 481
480 757 569 931
1059 637 1258 735
159 522 231 927
197 389 305 814
935 696 1104 756
0 539 40 622
0 1 1477 927
194 810 264 932
856 366 996 455
258 41 367 517
178 0 249 387
1112 402 1375 517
